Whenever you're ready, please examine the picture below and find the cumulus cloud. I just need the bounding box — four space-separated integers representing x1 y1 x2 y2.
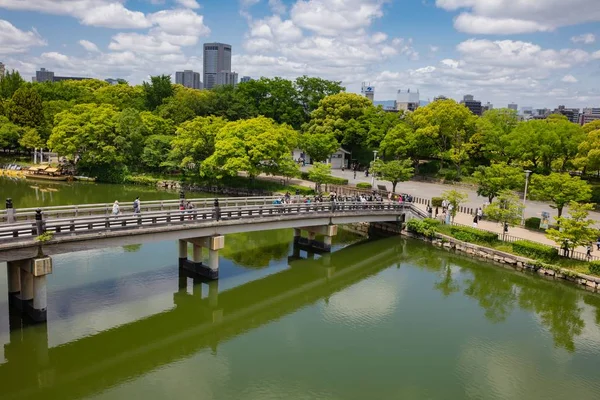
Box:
571 33 596 44
436 0 600 34
78 39 100 52
561 74 578 83
0 19 46 54
175 0 200 8
0 0 151 29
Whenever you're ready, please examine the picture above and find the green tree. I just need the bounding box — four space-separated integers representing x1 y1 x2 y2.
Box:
295 75 344 116
529 173 592 218
0 116 21 150
158 85 215 124
9 86 43 128
140 112 175 136
303 93 374 160
379 122 434 170
94 84 145 110
170 116 227 169
364 106 403 149
472 163 525 203
546 202 598 258
575 127 600 172
18 128 45 153
115 108 148 167
442 189 468 222
409 99 477 175
301 133 339 163
483 190 524 240
372 159 414 193
209 84 254 121
141 135 173 171
142 75 173 111
0 70 25 99
308 162 332 192
582 120 600 134
201 117 298 179
476 108 519 162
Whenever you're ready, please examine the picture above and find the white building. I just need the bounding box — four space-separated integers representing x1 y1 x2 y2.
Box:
292 148 350 170
396 89 420 111
361 82 374 102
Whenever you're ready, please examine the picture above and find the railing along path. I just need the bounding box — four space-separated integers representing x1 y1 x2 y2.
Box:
0 201 413 243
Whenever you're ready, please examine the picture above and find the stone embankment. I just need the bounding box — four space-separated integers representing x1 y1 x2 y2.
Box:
402 231 600 292
156 180 273 197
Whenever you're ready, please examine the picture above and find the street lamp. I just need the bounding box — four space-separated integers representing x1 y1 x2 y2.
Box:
521 170 532 225
371 150 378 187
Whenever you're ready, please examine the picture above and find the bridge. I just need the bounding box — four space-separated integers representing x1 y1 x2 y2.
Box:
0 239 405 400
0 198 425 322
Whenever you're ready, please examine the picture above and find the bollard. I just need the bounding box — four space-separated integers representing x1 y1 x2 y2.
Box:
6 198 16 223
35 209 45 235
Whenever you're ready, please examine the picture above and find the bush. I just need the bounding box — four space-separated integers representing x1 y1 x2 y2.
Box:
431 197 443 207
328 176 349 185
406 218 440 238
524 217 541 230
589 261 600 275
512 240 559 262
124 174 164 186
300 171 310 180
418 160 440 175
450 226 498 244
356 182 372 189
439 168 460 182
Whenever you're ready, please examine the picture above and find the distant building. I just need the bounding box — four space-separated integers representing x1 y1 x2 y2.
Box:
203 42 232 89
580 108 600 125
482 102 493 113
508 103 518 111
361 82 375 103
373 100 397 111
240 76 252 83
396 89 419 112
175 70 202 89
52 76 91 82
36 68 55 83
216 71 238 86
553 105 580 123
433 95 447 102
0 62 4 79
460 94 482 116
105 78 119 85
520 106 533 116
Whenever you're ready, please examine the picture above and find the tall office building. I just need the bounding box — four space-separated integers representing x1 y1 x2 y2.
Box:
361 82 375 102
240 76 252 83
460 94 482 116
36 67 55 83
175 70 202 89
203 42 232 89
216 71 238 86
0 62 5 79
508 103 518 111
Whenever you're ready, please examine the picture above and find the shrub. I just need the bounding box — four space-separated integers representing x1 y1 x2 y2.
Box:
328 176 348 185
524 217 541 230
439 168 460 182
300 171 310 180
418 160 440 175
589 261 600 276
124 174 164 186
356 182 372 189
512 240 559 262
450 226 498 244
431 197 443 207
406 218 440 238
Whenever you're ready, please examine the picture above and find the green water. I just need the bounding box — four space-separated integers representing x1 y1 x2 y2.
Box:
1 179 600 399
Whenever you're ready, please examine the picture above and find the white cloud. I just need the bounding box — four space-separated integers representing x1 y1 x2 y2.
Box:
561 74 578 83
0 0 151 29
571 33 596 44
0 19 46 54
436 0 600 34
291 0 385 36
149 9 210 37
268 0 287 14
108 33 181 54
78 39 100 53
175 0 200 8
430 45 439 52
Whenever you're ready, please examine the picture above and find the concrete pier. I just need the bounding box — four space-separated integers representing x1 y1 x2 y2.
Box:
6 257 53 322
293 224 338 252
179 235 225 280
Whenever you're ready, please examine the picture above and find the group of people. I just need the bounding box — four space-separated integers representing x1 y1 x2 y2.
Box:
111 196 141 217
272 190 411 206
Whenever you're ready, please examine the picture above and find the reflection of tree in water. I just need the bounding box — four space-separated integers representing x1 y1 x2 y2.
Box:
123 244 142 253
403 239 591 352
221 230 292 268
518 285 584 352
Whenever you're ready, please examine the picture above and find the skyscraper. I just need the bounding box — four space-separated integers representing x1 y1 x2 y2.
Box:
203 43 232 89
175 70 202 89
0 62 5 79
216 71 238 86
460 94 482 116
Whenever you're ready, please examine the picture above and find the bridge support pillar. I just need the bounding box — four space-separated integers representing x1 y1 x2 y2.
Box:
294 224 337 252
180 235 224 280
7 261 21 308
178 240 188 260
7 257 53 323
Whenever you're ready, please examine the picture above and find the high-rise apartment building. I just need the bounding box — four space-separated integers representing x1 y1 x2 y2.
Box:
240 76 252 83
216 71 238 86
175 70 202 89
203 43 232 89
396 89 420 111
508 103 518 111
460 94 482 116
0 62 5 79
36 68 55 83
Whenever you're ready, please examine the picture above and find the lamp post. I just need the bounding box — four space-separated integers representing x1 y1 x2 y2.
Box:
371 150 378 187
521 170 532 225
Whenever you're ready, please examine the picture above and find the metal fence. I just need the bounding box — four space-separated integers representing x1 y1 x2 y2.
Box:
450 221 600 262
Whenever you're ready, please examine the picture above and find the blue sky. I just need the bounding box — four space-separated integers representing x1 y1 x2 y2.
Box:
0 0 599 108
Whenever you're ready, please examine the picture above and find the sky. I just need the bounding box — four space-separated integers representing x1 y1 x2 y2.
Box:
0 0 599 108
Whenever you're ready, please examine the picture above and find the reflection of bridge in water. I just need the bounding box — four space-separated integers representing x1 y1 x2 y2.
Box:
0 239 404 400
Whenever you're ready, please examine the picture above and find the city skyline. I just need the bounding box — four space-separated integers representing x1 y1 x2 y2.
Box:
0 1 598 107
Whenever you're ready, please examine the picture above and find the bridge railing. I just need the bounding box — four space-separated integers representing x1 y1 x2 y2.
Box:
0 196 285 224
0 201 413 242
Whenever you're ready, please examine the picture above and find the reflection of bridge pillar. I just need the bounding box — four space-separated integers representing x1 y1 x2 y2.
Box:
208 280 219 308
7 261 21 308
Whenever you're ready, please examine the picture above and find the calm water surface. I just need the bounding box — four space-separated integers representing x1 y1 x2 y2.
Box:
1 178 600 399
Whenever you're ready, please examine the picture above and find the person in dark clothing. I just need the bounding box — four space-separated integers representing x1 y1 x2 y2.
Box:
213 198 221 221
